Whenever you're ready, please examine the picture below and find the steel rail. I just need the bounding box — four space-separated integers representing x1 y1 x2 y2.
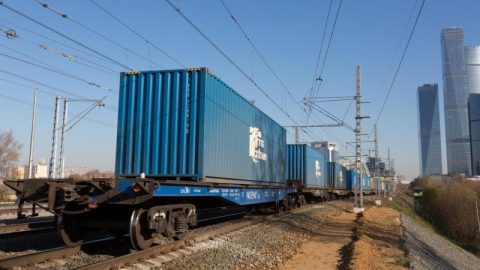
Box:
0 237 115 269
77 204 318 270
0 220 54 234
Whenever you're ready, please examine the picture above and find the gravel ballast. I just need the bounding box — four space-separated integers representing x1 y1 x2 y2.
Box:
402 214 480 270
158 202 345 270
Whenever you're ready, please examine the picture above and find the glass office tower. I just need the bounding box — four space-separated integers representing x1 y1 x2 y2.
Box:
465 46 480 95
417 84 443 176
441 28 471 175
465 46 480 175
469 94 480 175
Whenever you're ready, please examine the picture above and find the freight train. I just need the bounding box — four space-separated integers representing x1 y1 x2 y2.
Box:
4 68 375 250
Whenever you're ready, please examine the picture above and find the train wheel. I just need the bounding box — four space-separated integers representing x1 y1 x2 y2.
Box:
57 214 85 246
129 208 154 250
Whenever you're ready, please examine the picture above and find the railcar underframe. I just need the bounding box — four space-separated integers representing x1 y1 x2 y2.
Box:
4 178 305 249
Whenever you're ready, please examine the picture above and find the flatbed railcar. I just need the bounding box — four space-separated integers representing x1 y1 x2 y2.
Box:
4 68 368 250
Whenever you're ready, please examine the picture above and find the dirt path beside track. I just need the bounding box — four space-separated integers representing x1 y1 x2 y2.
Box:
279 205 407 270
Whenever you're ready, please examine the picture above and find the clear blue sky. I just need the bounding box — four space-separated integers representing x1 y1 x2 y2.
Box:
0 0 479 179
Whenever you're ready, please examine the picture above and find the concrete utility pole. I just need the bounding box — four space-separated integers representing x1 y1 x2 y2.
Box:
354 65 366 213
27 90 37 179
58 99 68 179
295 126 300 144
374 124 379 195
48 96 60 179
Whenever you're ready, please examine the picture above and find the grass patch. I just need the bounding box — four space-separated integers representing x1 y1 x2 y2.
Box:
385 197 435 232
394 256 411 267
387 195 480 258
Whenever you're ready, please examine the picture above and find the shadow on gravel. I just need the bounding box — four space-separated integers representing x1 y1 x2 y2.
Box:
336 213 361 270
0 231 62 253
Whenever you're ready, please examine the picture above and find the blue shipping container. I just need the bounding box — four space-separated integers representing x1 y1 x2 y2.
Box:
346 170 372 191
286 144 327 188
115 68 286 184
328 162 347 189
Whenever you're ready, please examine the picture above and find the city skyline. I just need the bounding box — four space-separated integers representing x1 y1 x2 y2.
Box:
0 1 480 179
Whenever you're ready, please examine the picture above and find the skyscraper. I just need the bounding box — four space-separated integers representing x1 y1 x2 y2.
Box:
466 47 480 176
465 46 480 94
417 84 443 176
469 94 480 175
441 28 471 175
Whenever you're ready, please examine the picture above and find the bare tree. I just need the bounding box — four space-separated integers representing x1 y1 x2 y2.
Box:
0 130 22 178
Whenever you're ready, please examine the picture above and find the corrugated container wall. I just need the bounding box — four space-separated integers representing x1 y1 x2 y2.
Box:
346 170 372 191
115 68 286 184
328 162 347 189
286 144 327 188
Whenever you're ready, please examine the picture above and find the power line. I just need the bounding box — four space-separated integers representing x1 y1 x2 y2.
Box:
0 51 115 93
304 0 343 141
217 0 325 143
308 0 333 99
0 18 121 73
0 68 117 112
164 0 298 125
371 0 426 133
0 68 83 99
0 92 116 128
34 0 165 69
0 76 57 96
219 0 299 105
87 0 185 68
310 0 343 99
165 1 330 143
0 1 132 70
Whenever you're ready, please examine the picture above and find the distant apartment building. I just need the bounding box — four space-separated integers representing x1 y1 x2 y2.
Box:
441 28 471 175
417 84 443 176
31 160 48 178
366 157 386 177
5 160 49 180
311 141 339 162
7 166 27 180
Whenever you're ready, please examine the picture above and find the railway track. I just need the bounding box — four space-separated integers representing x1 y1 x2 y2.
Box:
0 204 317 269
0 220 55 236
397 193 414 208
0 204 49 216
0 237 117 269
77 204 318 270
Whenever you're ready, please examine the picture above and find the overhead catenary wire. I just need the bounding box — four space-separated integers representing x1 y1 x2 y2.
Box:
87 0 185 68
0 68 84 99
0 68 117 112
0 76 58 97
308 0 333 99
34 0 166 69
163 1 299 125
217 0 324 142
219 0 300 105
66 97 107 132
0 51 115 93
167 0 329 143
303 0 345 143
0 92 116 128
0 1 133 70
0 29 118 76
0 18 121 73
370 0 426 134
310 0 343 99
